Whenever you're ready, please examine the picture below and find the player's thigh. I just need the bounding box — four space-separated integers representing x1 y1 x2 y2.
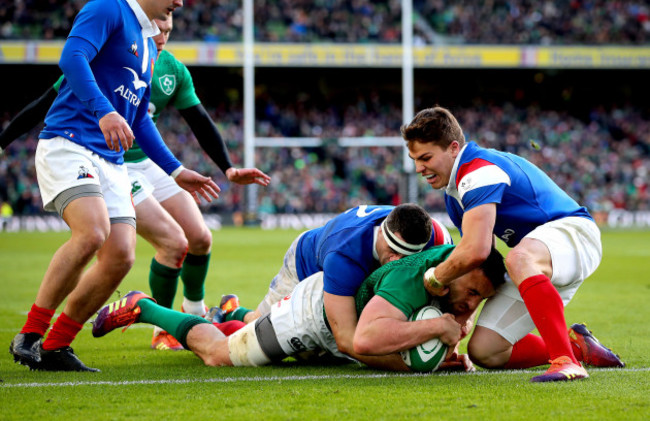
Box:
160 190 211 249
256 234 303 315
270 272 345 358
524 216 602 287
96 222 137 270
135 195 186 251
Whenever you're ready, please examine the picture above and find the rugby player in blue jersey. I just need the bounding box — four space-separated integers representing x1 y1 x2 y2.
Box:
215 203 453 364
402 106 624 382
9 0 220 372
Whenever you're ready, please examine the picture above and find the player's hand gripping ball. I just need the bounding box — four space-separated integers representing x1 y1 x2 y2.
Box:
400 305 449 373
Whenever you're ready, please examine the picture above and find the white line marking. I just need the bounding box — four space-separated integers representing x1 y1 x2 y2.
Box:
2 367 647 388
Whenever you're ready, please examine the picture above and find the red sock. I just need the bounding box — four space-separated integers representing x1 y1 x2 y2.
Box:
41 313 83 351
20 303 56 336
518 274 577 364
213 320 246 336
504 334 550 369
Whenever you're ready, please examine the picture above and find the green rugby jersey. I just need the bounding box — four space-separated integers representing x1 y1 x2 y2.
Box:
52 50 201 163
124 49 201 162
354 244 455 318
322 245 455 329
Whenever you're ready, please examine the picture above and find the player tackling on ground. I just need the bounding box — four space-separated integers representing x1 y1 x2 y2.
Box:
91 245 506 371
401 106 624 382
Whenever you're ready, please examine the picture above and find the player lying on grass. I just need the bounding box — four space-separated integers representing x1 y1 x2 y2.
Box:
207 203 451 362
92 245 505 371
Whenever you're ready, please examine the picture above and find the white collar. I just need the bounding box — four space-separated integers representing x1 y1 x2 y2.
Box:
125 0 161 37
445 143 469 196
372 226 380 261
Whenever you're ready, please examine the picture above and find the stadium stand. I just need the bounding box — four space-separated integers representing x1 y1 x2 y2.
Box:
0 0 648 44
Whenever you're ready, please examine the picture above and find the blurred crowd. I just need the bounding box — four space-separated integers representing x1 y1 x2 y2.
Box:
1 0 648 44
1 100 648 216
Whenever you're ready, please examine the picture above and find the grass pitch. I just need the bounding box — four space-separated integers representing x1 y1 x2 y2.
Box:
1 227 648 420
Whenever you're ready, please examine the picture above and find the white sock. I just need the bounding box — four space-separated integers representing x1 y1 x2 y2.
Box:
183 298 206 316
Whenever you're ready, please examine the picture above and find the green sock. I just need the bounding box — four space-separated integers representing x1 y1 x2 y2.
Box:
149 258 181 309
180 253 210 301
138 299 211 349
226 307 252 322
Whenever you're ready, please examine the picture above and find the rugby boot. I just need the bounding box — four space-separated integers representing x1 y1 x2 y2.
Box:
38 346 99 372
204 306 226 324
530 356 589 382
219 294 240 314
92 291 155 337
569 323 625 368
151 330 184 351
9 332 43 369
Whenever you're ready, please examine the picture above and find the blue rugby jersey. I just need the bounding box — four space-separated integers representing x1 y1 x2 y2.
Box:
40 0 180 173
296 205 449 296
445 141 592 247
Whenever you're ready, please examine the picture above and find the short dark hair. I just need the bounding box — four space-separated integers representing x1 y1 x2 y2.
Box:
401 106 465 149
479 247 507 290
385 203 432 247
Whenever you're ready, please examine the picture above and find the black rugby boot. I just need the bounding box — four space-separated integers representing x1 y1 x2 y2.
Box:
9 332 43 369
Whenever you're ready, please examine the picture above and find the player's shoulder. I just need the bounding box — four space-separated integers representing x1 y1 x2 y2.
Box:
82 0 123 19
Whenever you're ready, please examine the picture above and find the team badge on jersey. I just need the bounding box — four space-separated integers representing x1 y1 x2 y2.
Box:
158 74 176 96
129 41 138 57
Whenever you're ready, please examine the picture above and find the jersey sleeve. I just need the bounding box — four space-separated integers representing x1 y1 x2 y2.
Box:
322 252 369 296
172 62 201 110
67 0 120 52
456 158 510 211
374 267 429 318
53 75 65 92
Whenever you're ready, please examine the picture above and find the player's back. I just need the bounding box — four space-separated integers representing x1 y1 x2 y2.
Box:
446 142 592 246
295 205 392 281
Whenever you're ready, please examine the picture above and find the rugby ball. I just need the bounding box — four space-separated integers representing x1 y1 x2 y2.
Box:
400 305 448 373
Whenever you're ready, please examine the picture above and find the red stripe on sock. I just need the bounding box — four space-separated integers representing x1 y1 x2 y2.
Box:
518 274 578 364
504 334 550 369
213 320 246 336
41 313 84 351
20 303 56 336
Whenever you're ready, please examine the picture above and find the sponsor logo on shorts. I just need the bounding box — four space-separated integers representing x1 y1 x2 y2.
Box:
289 337 306 353
77 165 94 179
131 180 142 195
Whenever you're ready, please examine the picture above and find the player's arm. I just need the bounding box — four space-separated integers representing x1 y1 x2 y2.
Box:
353 295 461 356
424 203 496 295
178 104 271 186
323 292 410 372
0 85 57 150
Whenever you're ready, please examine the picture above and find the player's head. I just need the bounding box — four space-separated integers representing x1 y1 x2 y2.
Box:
141 0 183 21
402 107 465 190
442 248 506 316
377 204 433 265
154 15 174 56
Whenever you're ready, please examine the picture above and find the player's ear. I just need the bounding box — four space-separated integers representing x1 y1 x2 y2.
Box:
388 253 403 263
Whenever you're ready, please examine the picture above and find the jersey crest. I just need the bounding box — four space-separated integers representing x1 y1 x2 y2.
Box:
158 74 176 96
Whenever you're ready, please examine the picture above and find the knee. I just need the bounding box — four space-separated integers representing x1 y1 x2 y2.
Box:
74 225 110 259
504 248 533 279
188 228 212 255
467 331 511 369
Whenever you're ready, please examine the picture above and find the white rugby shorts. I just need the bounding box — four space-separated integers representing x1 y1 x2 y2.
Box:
256 233 305 316
269 271 353 361
35 136 134 219
126 158 182 206
477 216 602 344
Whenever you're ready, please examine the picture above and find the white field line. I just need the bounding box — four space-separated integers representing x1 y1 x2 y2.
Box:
2 367 648 389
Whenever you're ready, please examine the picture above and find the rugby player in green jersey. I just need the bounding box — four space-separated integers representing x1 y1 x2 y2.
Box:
0 15 271 352
92 245 506 372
